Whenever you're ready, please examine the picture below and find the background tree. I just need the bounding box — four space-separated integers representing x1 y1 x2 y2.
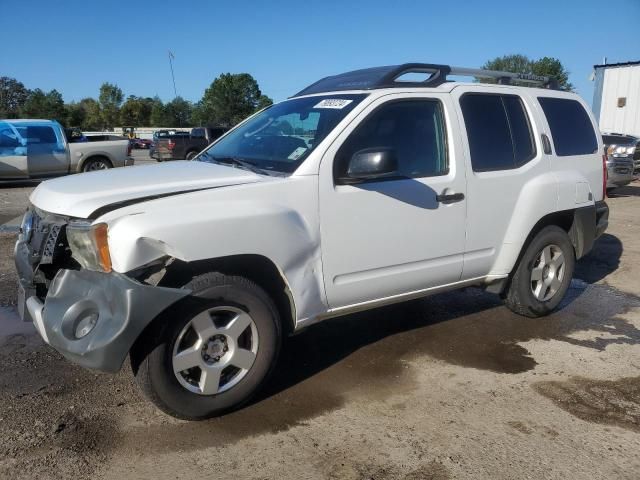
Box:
256 94 273 111
65 101 86 127
79 98 102 131
200 73 272 127
149 96 169 126
0 77 29 118
120 95 153 127
164 96 193 126
531 57 573 91
481 54 573 90
20 89 66 123
98 82 123 129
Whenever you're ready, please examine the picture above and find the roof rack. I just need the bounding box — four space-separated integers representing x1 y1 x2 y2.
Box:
293 63 559 97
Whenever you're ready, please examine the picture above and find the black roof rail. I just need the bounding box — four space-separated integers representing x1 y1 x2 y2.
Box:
293 63 559 97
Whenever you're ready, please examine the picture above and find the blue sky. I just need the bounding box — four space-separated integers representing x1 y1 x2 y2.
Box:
2 0 638 106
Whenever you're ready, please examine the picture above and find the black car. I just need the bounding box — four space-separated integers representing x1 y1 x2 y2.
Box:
603 133 640 172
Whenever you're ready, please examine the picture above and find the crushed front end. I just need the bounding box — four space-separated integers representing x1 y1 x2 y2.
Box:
14 207 189 372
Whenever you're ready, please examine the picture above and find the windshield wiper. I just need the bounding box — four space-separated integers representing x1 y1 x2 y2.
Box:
210 156 275 176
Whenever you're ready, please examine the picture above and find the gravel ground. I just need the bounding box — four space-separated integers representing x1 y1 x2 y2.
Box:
0 174 639 479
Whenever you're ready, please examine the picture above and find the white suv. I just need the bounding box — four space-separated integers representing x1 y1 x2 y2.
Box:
15 63 609 419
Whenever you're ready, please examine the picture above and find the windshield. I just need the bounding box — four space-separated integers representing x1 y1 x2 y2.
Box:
198 94 367 174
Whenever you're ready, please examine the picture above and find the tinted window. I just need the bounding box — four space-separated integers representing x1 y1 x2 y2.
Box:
538 97 598 156
603 134 635 146
335 100 448 180
191 128 205 138
461 94 536 172
503 96 535 165
25 126 58 144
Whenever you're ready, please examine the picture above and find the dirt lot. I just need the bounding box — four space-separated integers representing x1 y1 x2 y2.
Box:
0 172 639 479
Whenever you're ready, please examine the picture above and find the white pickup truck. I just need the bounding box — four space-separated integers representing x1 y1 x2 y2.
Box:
0 119 133 180
15 63 609 420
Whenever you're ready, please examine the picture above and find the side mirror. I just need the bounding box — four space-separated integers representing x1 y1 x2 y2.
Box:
341 148 399 183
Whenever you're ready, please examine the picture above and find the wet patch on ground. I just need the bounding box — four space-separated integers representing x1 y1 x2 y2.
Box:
534 376 640 433
113 280 640 456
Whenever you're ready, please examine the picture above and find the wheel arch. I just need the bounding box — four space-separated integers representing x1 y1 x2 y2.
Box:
146 253 297 337
490 208 588 295
79 154 113 172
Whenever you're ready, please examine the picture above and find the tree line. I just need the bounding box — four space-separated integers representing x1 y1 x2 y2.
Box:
1 54 572 131
0 73 273 130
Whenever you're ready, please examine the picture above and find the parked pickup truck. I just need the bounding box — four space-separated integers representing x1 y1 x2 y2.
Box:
0 119 133 180
16 63 608 420
151 126 227 161
602 133 639 191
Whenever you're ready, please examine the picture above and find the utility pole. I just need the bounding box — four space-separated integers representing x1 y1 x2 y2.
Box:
168 50 178 98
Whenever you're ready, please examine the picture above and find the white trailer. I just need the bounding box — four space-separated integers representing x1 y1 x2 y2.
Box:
592 61 640 137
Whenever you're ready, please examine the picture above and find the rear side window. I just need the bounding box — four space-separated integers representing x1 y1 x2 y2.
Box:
538 97 598 156
460 94 535 172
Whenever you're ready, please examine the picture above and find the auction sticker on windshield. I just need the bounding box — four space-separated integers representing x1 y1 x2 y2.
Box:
288 147 308 160
314 99 353 109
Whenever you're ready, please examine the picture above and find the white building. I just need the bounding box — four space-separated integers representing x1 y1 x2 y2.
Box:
592 60 640 137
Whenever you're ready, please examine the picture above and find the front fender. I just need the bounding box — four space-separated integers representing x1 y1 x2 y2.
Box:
102 178 325 324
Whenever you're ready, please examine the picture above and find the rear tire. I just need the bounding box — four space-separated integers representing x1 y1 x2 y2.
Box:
185 151 198 160
132 272 281 420
82 157 112 172
504 226 575 318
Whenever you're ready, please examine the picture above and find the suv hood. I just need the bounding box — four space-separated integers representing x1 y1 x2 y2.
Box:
30 161 265 218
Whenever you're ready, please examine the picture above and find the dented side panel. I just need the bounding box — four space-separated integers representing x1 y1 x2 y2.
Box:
100 176 326 326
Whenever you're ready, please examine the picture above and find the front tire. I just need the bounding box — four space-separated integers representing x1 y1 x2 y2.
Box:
504 226 575 318
132 273 281 420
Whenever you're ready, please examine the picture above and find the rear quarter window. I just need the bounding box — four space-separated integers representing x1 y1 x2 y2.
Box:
538 97 598 156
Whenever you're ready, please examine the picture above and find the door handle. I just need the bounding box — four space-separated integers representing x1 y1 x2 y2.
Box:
436 191 465 203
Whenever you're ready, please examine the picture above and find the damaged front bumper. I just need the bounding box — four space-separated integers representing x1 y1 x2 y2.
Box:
24 269 189 373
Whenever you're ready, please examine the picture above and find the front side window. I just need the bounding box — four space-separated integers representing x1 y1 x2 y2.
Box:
199 94 367 174
334 99 448 180
460 93 536 172
538 97 598 156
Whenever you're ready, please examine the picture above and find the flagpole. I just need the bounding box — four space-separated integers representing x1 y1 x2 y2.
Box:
168 51 178 98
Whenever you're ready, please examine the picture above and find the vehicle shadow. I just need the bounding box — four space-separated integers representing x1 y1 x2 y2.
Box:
574 233 623 284
608 183 640 197
0 180 42 189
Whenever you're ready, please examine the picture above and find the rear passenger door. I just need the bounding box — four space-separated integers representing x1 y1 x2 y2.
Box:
536 96 602 204
24 123 69 176
451 87 552 279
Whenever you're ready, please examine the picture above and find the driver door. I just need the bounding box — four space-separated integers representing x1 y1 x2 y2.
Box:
318 93 467 310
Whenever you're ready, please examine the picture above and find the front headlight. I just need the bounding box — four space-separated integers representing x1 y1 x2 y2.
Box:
607 145 635 156
66 222 112 272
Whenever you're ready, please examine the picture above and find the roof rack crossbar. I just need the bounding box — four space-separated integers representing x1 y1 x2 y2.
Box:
448 66 559 89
